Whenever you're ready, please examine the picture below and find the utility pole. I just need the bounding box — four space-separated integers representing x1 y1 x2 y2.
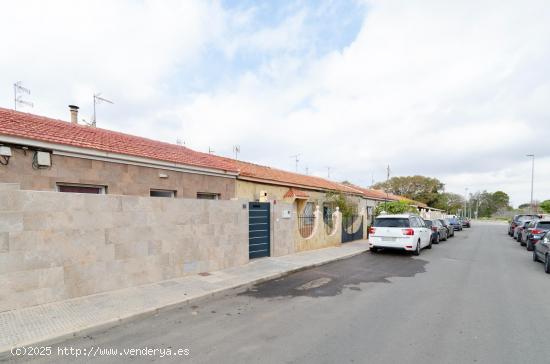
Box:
384 164 391 211
464 188 468 218
527 154 535 213
326 166 331 179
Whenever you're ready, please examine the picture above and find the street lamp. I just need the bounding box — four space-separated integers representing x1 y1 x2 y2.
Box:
464 188 469 218
527 154 535 213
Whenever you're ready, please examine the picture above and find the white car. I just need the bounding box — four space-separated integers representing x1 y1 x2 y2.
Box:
368 214 432 255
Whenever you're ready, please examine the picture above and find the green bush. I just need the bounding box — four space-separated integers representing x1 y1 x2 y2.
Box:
374 200 417 216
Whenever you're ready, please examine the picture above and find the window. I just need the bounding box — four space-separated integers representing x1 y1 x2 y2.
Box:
197 192 220 200
57 183 106 194
373 218 410 228
150 189 176 198
424 220 433 227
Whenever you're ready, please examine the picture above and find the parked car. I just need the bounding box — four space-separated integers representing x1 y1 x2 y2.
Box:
447 217 463 231
509 214 540 236
515 220 533 242
532 232 550 273
424 219 448 243
369 214 432 255
522 220 550 251
461 217 471 228
439 219 455 238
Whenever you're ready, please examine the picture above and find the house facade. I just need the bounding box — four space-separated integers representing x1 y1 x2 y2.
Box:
0 107 237 199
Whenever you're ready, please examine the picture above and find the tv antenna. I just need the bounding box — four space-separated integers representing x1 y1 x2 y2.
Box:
13 81 33 110
93 93 114 126
289 154 301 172
208 147 215 154
176 138 185 146
326 166 331 179
233 145 241 160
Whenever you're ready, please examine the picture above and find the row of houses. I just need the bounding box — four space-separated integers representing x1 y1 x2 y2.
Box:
0 106 445 311
0 106 441 223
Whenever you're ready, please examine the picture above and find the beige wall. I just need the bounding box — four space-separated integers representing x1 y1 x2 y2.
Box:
0 185 248 312
0 148 236 199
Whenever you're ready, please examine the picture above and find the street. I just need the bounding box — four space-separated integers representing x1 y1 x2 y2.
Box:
10 221 550 364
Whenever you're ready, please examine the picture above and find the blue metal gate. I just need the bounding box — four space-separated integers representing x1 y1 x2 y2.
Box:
342 215 364 243
248 202 270 259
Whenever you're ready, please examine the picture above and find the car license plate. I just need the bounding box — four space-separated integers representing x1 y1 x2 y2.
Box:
382 237 396 242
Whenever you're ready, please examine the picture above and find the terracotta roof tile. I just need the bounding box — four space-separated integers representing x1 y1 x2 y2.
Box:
0 108 238 173
283 188 310 199
213 156 362 195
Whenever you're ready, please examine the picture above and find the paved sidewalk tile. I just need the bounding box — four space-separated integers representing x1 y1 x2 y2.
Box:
0 241 369 355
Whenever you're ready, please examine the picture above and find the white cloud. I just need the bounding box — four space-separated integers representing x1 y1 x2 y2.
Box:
1 0 549 207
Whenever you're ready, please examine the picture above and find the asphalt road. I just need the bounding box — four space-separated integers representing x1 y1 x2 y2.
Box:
8 221 550 364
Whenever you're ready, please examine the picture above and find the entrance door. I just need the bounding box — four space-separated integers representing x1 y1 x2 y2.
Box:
249 202 270 259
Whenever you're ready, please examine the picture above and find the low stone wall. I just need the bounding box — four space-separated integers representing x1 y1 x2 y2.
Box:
295 207 343 252
0 186 248 312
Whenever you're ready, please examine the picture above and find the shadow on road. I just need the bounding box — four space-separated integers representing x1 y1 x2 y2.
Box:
240 252 429 299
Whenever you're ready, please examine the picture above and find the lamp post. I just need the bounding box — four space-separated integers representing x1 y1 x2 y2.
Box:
464 188 469 218
527 154 535 213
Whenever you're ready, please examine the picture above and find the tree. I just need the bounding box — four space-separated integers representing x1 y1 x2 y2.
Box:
374 200 418 216
518 203 531 209
540 200 550 213
372 175 444 206
491 191 510 211
434 192 465 213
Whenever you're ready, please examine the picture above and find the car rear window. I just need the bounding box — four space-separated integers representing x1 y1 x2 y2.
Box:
424 220 433 227
537 222 550 229
449 218 458 224
373 218 410 228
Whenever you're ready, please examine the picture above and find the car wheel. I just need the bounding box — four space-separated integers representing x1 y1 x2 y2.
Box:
434 234 439 244
520 238 526 246
370 247 378 253
533 250 539 262
526 241 533 251
427 238 432 249
442 232 447 241
545 255 550 274
412 240 421 256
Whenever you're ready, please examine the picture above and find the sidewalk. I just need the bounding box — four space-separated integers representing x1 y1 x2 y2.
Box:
0 241 369 355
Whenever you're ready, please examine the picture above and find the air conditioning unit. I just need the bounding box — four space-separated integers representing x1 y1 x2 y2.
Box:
259 190 268 202
36 151 51 167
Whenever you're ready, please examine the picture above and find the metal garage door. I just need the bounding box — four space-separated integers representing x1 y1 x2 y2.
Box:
249 202 270 259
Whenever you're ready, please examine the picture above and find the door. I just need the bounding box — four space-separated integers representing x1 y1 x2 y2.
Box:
248 202 270 259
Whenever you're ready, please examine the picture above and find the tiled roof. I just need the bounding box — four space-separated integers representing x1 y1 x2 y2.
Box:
343 182 429 208
283 188 310 199
0 108 238 173
342 182 393 201
215 157 362 195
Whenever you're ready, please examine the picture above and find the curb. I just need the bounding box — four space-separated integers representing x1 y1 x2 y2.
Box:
0 246 368 358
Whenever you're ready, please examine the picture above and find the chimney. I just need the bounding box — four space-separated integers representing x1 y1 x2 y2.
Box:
68 105 79 124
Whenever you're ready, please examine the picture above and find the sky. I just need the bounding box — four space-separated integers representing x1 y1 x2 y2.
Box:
1 0 549 207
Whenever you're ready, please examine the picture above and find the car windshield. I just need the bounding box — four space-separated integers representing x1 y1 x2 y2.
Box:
373 218 410 227
536 222 550 229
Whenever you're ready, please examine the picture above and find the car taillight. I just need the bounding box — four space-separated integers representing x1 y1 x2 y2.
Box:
369 227 376 234
402 228 414 236
532 229 543 234
431 226 437 232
